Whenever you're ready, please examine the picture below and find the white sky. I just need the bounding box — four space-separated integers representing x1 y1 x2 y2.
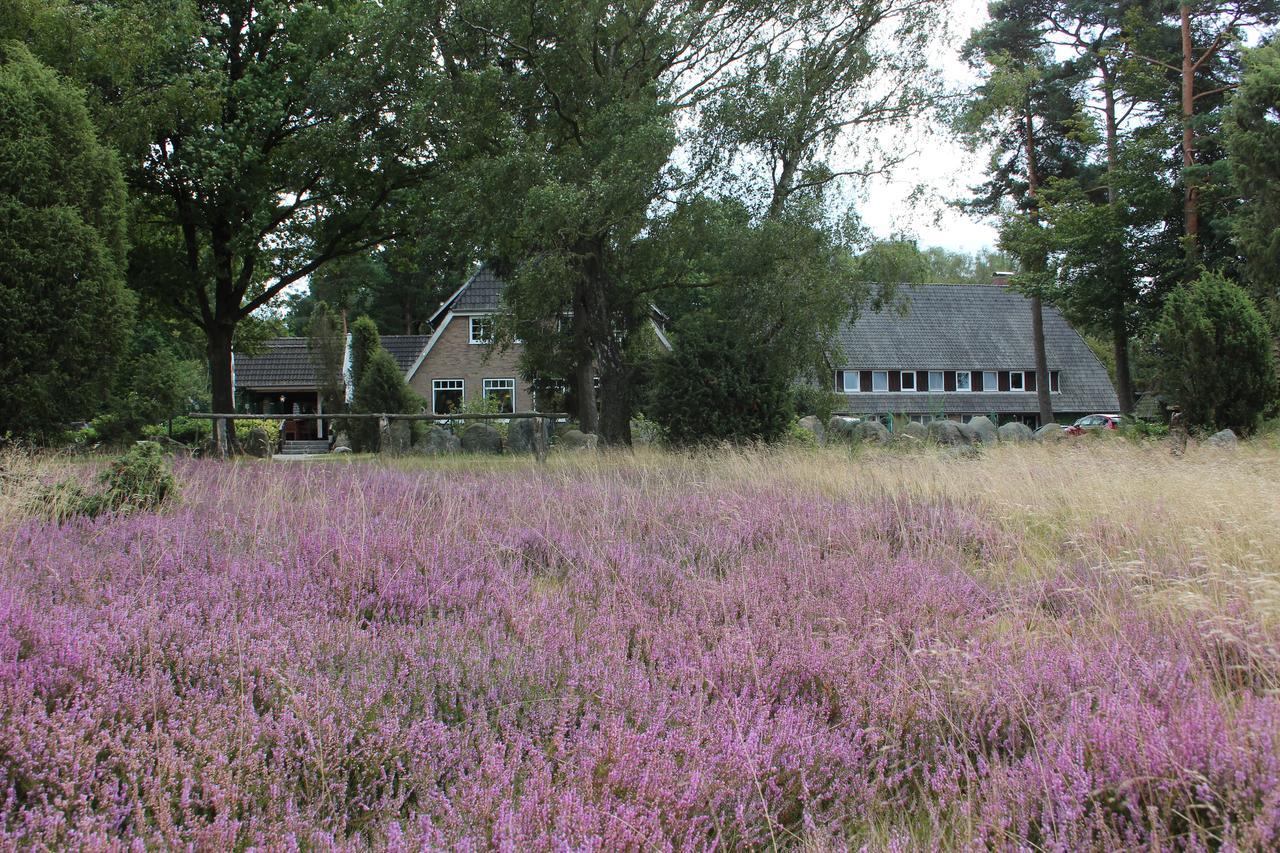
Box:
854 0 998 254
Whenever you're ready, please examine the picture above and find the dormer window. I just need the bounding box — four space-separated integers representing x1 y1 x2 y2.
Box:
469 316 494 345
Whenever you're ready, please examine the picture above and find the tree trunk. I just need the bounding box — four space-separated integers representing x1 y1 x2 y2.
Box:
571 275 600 435
206 322 236 454
1102 71 1136 415
1031 295 1053 426
1023 111 1054 427
1111 305 1135 414
1180 3 1199 267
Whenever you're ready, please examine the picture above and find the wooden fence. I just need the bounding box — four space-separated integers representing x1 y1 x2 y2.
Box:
192 411 569 461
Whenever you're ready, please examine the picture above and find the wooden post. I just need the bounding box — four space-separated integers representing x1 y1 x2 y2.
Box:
532 416 549 464
213 417 229 458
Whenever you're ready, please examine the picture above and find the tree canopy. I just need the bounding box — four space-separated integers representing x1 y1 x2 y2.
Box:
0 41 133 440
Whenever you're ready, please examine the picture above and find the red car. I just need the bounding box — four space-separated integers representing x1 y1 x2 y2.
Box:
1065 414 1120 435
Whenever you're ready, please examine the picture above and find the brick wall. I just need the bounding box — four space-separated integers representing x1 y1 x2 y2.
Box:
407 314 538 412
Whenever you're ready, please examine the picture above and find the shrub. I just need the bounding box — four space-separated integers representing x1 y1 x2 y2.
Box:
790 384 839 423
650 314 794 445
39 442 176 522
352 347 411 451
233 418 281 447
141 415 206 446
1152 272 1277 433
349 316 381 390
784 418 819 446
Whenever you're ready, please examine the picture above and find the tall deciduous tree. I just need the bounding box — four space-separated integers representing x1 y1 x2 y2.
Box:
73 0 464 443
466 0 948 444
0 41 133 440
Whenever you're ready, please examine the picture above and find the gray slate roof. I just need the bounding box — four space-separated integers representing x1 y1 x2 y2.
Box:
836 284 1118 415
452 267 504 313
234 335 428 391
381 335 431 373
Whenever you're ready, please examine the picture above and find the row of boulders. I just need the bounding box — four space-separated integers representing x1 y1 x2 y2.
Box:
800 414 1054 448
325 419 602 457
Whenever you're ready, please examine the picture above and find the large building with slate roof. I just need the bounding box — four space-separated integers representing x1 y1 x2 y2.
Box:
832 283 1118 426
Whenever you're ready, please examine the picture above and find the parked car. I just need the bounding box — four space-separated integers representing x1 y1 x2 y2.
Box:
1066 413 1120 435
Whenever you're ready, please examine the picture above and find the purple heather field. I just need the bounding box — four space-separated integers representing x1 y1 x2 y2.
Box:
2 453 1278 850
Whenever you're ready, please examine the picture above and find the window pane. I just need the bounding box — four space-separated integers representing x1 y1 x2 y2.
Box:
956 371 971 391
1010 371 1024 390
433 379 464 414
901 371 915 390
872 371 888 392
470 317 493 344
843 371 858 393
983 371 997 391
928 371 944 391
483 379 516 414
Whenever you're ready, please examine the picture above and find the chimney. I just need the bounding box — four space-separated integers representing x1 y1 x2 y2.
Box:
991 271 1015 286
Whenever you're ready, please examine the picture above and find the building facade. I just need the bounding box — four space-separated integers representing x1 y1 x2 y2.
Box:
832 283 1119 427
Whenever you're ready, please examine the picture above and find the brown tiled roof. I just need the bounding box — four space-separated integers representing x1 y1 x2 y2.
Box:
233 335 429 391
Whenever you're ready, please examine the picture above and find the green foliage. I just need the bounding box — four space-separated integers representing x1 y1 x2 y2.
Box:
791 385 839 423
1226 41 1280 330
40 442 176 522
141 416 205 446
0 41 133 440
351 347 411 451
1120 419 1169 440
349 316 381 391
233 419 281 447
784 418 819 447
1152 272 1277 433
307 302 346 415
650 314 795 445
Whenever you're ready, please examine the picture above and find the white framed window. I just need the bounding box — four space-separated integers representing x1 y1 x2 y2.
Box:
983 371 997 392
901 370 916 391
956 370 971 392
928 371 944 392
482 378 516 413
469 316 494 345
1010 371 1025 391
432 379 464 414
843 371 859 393
872 371 888 392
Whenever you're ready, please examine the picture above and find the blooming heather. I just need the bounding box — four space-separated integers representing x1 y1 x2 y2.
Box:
1 460 1277 849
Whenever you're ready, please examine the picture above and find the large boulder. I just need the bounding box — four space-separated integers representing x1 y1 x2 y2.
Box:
1034 423 1067 442
382 420 412 455
927 419 965 446
956 421 979 445
855 420 891 444
968 416 998 444
826 416 861 441
417 426 461 456
558 429 599 451
506 418 550 455
1206 428 1238 448
902 421 929 441
998 421 1035 443
244 426 272 458
796 415 826 445
461 423 503 454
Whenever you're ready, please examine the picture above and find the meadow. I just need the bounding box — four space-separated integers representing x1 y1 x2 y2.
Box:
2 440 1279 849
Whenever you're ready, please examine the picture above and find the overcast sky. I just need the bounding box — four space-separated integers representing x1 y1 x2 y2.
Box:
855 0 998 254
